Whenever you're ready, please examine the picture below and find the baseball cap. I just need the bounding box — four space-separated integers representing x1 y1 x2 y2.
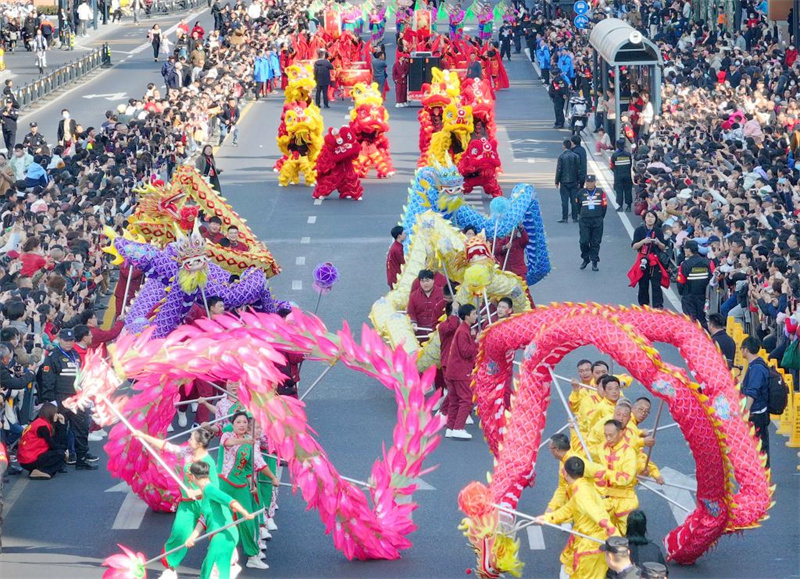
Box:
59 328 75 341
586 174 596 182
599 536 630 554
641 562 668 578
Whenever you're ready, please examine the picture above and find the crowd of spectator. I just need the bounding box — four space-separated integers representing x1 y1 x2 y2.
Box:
0 0 315 478
527 0 800 375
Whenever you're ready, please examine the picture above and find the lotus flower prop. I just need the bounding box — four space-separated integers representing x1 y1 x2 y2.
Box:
83 309 443 562
312 262 340 294
102 544 147 579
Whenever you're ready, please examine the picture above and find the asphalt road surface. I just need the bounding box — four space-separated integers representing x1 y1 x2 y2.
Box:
1 18 798 579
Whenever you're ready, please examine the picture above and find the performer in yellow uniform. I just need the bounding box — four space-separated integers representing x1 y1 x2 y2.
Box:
573 375 622 456
568 359 594 413
544 433 581 578
586 419 639 534
536 456 619 579
587 399 665 484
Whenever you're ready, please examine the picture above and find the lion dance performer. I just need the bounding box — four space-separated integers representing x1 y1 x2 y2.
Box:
313 125 364 200
349 82 395 179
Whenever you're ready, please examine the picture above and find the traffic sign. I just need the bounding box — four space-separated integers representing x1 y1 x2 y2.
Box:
574 14 590 29
574 0 589 15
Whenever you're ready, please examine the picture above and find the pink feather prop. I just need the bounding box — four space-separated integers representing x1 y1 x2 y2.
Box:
86 309 440 563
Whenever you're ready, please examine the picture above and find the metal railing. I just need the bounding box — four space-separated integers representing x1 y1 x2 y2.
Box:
16 45 108 108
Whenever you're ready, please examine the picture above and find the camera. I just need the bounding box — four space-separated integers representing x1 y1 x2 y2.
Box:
640 257 648 271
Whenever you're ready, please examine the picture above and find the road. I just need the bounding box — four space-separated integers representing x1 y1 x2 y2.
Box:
1 18 798 579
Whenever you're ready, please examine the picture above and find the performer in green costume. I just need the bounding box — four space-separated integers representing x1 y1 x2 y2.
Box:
131 426 218 579
218 411 279 570
186 460 256 579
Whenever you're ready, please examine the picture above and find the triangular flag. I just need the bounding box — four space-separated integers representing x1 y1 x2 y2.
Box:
437 2 447 20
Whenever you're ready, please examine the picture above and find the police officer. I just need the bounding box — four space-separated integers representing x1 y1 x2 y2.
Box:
548 71 570 129
555 139 580 223
677 240 714 328
22 122 47 155
610 138 633 212
0 98 18 154
39 328 98 470
576 175 607 271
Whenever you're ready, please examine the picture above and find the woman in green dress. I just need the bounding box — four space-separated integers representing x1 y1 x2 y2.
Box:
131 426 218 579
186 460 256 579
218 411 279 570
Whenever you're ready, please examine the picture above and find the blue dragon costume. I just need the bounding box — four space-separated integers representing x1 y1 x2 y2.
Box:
400 156 550 286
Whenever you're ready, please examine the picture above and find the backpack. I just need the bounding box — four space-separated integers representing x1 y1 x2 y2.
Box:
767 366 789 415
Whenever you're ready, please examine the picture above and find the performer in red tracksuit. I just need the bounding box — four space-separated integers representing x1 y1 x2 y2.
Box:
386 226 406 288
493 225 529 279
443 304 479 440
407 270 446 343
436 301 461 411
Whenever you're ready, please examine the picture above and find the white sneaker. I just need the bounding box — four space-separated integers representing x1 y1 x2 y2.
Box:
395 103 402 108
445 429 453 438
449 429 472 440
191 402 198 412
230 563 242 579
88 431 104 442
246 556 269 569
258 539 267 550
158 569 177 579
466 415 474 425
177 411 188 427
260 526 272 540
266 518 277 531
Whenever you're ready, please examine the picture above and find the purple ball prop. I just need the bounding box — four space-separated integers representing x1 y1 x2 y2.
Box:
313 262 339 295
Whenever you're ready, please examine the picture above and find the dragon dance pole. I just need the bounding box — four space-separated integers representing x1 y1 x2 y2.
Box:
493 504 604 544
299 363 336 402
548 369 593 461
538 422 570 450
643 398 665 472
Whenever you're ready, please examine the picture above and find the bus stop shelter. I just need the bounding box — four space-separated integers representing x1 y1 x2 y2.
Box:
589 18 663 141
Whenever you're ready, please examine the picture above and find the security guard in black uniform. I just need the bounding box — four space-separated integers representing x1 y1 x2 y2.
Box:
610 139 633 212
677 240 714 328
39 328 98 470
22 122 47 155
575 174 607 271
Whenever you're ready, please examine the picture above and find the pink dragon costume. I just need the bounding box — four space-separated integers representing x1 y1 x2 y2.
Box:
458 304 773 577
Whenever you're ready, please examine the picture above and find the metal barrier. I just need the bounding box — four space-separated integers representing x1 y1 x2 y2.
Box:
16 45 107 108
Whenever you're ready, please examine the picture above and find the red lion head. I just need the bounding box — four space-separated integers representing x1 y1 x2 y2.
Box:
352 104 390 136
458 137 501 173
323 125 360 163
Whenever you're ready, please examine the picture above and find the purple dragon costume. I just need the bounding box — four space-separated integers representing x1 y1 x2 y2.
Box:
104 227 287 338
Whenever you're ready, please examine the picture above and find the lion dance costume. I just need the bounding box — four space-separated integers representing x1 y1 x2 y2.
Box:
313 125 363 200
349 82 395 179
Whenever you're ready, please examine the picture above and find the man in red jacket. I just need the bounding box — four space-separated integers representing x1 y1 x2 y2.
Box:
79 309 124 350
434 298 461 413
444 304 479 440
407 269 445 343
493 225 528 279
386 225 406 288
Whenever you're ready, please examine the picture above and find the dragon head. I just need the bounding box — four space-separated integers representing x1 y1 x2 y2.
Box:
324 125 360 162
458 137 501 173
350 82 383 107
465 231 493 263
173 223 209 293
352 103 390 135
423 154 464 213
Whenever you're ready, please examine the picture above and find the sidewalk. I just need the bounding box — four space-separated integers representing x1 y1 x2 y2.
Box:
3 9 203 88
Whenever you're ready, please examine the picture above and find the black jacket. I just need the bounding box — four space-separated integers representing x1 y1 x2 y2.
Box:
677 254 713 296
712 329 736 369
1 106 18 131
572 144 587 182
313 58 333 86
39 347 81 402
610 149 633 183
575 186 607 218
23 131 47 153
555 149 580 186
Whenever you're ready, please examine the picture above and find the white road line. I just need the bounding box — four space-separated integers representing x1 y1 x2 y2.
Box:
300 236 311 244
112 491 148 530
659 467 697 526
3 476 30 515
526 525 546 550
314 198 323 205
296 256 306 265
307 216 317 224
292 280 302 290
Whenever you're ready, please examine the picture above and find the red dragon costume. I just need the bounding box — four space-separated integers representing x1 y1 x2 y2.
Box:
457 136 503 198
313 125 364 200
